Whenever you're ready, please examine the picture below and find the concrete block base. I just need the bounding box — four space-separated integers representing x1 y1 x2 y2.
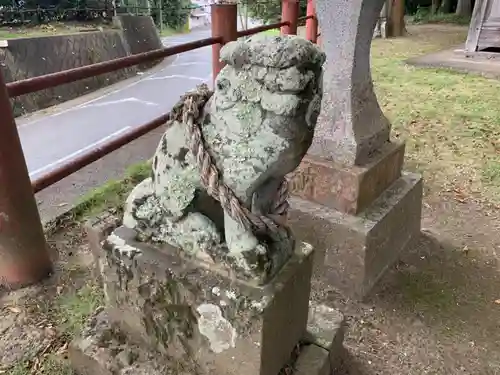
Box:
289 172 423 299
301 304 345 374
87 225 316 375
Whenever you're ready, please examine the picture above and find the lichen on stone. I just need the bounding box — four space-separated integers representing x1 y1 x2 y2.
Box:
123 34 325 285
196 303 237 354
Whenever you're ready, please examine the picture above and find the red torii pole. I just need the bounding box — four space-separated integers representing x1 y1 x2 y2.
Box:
211 3 238 84
0 71 52 290
305 0 318 43
281 0 300 35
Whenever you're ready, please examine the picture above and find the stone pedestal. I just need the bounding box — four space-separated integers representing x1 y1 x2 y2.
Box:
100 226 313 375
287 0 423 300
70 222 346 375
70 302 346 375
289 173 422 299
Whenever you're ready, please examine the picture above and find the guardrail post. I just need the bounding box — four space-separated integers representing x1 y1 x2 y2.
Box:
305 0 318 43
0 71 52 290
211 3 238 83
281 0 299 35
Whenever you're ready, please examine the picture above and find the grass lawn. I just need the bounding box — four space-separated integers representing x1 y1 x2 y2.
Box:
372 24 500 207
0 22 186 39
0 22 113 39
159 23 189 37
259 28 280 35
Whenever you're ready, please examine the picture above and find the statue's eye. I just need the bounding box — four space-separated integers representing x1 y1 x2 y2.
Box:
217 78 229 91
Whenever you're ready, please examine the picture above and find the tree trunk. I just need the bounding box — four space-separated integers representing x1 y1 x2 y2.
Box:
439 0 453 13
456 0 473 16
243 5 249 29
238 3 249 30
390 0 405 37
431 0 442 14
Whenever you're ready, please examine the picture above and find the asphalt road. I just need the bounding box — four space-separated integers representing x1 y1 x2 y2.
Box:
21 29 214 223
20 28 212 181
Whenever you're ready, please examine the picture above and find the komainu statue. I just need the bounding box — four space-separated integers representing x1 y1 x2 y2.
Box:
123 34 325 284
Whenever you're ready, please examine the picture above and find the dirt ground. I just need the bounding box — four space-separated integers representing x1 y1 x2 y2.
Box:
3 196 499 374
314 195 500 375
2 23 500 375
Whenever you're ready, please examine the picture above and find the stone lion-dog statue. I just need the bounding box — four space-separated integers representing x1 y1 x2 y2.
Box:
123 34 325 284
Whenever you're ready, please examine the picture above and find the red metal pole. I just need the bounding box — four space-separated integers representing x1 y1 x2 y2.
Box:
0 71 52 289
211 3 238 83
281 0 299 35
32 112 170 193
305 0 318 43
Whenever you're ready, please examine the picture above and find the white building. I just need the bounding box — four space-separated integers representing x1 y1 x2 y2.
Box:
188 0 263 31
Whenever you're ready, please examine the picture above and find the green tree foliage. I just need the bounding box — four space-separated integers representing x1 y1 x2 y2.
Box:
245 0 307 23
406 0 475 15
0 0 190 29
149 0 189 29
160 0 189 29
407 0 474 24
406 0 433 14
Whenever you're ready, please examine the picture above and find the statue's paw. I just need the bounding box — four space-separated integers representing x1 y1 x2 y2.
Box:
154 212 222 256
123 178 154 229
225 227 260 255
223 243 272 284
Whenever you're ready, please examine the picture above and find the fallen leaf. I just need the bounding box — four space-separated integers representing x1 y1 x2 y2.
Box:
453 188 468 203
8 306 21 313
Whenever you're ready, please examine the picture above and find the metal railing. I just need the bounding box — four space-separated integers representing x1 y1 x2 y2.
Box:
0 0 319 288
7 37 221 98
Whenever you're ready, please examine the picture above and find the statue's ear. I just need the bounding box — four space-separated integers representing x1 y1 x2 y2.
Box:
316 50 327 67
214 75 231 95
220 40 251 68
317 69 324 93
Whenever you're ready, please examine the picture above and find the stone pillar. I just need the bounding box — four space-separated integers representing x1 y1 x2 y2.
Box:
310 0 390 166
289 0 423 299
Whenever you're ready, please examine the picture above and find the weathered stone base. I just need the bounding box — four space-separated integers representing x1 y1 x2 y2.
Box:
289 142 405 215
92 226 316 375
68 309 197 375
85 211 121 284
289 172 423 299
69 304 345 375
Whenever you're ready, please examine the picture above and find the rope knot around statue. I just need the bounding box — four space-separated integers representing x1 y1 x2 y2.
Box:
168 83 290 239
